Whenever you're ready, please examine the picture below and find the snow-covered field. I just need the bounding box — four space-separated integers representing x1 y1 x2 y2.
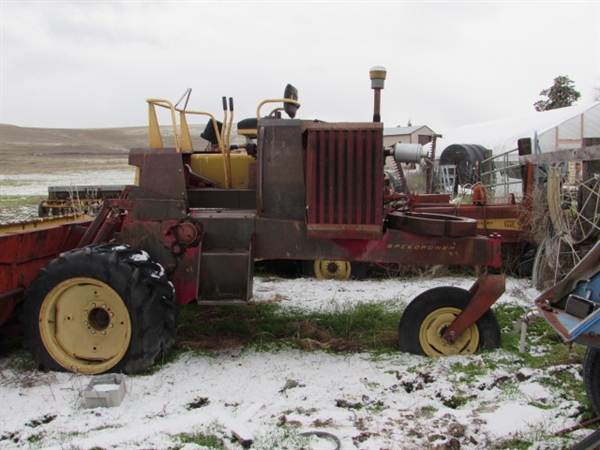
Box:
0 170 135 198
0 169 136 222
0 276 593 450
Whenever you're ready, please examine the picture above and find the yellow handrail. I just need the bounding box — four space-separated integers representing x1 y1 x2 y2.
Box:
147 99 180 151
256 98 301 120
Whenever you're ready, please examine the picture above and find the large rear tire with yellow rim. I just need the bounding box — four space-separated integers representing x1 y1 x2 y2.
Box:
398 286 500 356
23 243 177 375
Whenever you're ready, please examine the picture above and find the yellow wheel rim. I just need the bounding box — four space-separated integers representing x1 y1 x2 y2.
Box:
314 260 351 280
39 277 131 374
419 307 479 357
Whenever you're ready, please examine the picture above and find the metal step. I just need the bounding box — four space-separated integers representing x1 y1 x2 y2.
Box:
197 247 253 304
191 209 255 249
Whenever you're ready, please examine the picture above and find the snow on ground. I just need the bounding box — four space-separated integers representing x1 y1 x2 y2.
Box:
0 276 591 449
254 275 540 314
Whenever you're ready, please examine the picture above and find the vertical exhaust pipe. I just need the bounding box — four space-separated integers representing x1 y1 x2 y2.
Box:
370 66 387 123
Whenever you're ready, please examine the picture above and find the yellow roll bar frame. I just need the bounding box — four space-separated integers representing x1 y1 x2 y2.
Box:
256 98 301 120
145 93 301 190
146 98 232 188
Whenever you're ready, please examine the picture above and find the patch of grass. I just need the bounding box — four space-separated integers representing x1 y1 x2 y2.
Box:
487 303 599 426
361 379 381 390
0 178 42 187
493 303 529 329
450 360 487 382
527 399 554 410
86 425 120 433
0 195 44 221
493 303 584 364
282 407 317 416
4 350 36 373
26 414 56 428
366 399 387 413
175 431 225 449
173 424 314 450
175 300 400 355
335 398 364 410
440 392 472 409
491 437 532 450
416 405 438 417
309 301 399 351
26 432 44 444
491 424 573 450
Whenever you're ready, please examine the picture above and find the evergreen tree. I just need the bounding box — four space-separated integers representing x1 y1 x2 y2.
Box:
534 76 581 111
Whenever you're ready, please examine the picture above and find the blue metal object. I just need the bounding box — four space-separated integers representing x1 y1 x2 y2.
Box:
534 242 600 349
555 271 600 342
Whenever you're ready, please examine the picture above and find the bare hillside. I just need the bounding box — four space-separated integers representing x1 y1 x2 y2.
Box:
0 123 211 174
1 124 143 174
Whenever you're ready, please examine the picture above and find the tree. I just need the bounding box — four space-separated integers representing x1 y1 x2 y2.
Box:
534 75 581 111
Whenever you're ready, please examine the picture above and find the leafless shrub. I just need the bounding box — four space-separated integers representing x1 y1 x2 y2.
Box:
519 186 549 246
0 369 57 389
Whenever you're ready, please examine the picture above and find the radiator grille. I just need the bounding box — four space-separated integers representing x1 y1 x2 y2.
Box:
304 123 383 239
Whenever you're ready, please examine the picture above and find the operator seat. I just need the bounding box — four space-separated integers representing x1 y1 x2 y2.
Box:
236 118 258 140
200 118 223 145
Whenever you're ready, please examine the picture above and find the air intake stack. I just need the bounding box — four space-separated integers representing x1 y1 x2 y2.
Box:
370 66 387 123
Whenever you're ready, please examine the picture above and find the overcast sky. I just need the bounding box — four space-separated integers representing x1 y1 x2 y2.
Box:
1 1 598 135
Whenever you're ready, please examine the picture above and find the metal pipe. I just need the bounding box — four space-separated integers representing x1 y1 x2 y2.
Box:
517 310 542 353
0 288 24 301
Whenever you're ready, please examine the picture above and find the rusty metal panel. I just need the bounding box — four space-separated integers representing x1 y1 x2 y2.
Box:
304 123 383 239
254 217 500 267
387 211 478 237
410 203 523 243
190 209 255 250
256 120 306 221
129 148 187 202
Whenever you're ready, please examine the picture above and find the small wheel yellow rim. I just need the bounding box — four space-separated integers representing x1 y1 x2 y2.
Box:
38 277 131 374
314 260 352 280
419 307 479 357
